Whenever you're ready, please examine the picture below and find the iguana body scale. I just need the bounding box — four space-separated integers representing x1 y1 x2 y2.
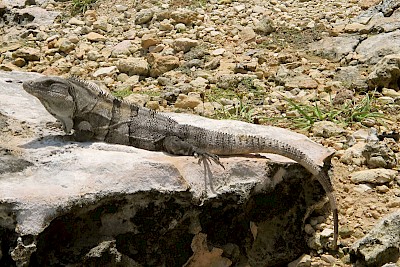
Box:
22 76 338 250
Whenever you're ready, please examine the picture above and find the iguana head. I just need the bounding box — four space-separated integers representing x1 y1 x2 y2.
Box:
23 76 75 133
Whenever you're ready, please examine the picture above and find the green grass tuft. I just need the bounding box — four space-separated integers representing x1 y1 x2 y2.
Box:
72 0 97 14
278 93 384 130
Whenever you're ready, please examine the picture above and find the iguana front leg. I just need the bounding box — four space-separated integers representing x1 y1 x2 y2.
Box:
163 136 224 168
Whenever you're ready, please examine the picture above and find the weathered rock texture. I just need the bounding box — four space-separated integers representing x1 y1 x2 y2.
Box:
310 0 400 65
350 211 400 267
0 71 334 266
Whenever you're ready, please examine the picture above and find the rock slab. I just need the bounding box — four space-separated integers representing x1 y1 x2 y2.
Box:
0 71 334 266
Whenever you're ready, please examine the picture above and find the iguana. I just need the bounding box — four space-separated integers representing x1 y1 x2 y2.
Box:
22 76 338 250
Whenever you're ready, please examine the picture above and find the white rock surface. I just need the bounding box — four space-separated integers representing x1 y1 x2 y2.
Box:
0 71 334 266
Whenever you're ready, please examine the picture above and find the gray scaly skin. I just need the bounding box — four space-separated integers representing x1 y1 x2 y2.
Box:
23 76 338 250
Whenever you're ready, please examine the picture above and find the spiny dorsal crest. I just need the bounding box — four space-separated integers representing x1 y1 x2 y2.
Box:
67 76 177 124
67 76 113 99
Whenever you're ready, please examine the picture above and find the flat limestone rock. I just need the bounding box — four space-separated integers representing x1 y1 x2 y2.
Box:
0 71 334 266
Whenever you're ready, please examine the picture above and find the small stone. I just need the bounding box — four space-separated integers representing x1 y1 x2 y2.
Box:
148 54 180 77
339 226 354 238
87 50 102 61
359 0 381 9
159 20 174 31
363 142 397 169
148 45 165 53
377 96 394 104
115 4 128 12
352 129 378 142
284 75 319 89
376 185 390 193
172 38 198 53
124 93 150 107
141 34 160 49
205 57 221 70
233 5 246 12
321 254 337 264
12 58 26 67
175 23 186 32
368 54 400 90
57 38 76 53
252 5 267 14
93 18 110 32
382 88 400 98
12 47 40 61
194 102 222 116
320 228 333 238
288 254 311 267
174 93 202 109
344 23 366 33
239 27 256 43
68 17 85 25
354 184 373 193
234 61 258 73
117 58 149 76
311 121 346 138
84 10 97 25
93 66 118 77
304 224 315 235
350 169 397 184
135 8 154 24
68 35 80 44
189 77 208 88
146 101 160 110
117 73 129 82
253 17 275 35
387 200 400 208
170 8 198 25
111 40 134 57
340 142 367 166
211 48 225 56
87 32 107 42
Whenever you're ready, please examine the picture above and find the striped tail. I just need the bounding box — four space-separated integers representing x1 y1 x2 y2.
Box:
180 125 339 249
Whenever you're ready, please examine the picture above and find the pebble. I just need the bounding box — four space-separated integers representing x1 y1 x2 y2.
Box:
68 17 85 26
233 5 246 13
350 169 397 185
321 254 336 264
87 32 107 42
115 5 128 12
92 66 117 77
174 93 203 109
376 185 390 193
211 48 225 56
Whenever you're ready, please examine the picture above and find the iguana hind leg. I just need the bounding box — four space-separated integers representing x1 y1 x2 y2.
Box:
163 136 223 168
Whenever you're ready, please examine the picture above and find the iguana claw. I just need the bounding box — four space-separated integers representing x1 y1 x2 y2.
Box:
194 151 225 169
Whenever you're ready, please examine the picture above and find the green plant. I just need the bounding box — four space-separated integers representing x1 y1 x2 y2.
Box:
202 78 267 123
278 93 384 130
72 0 97 14
213 100 256 123
112 89 132 99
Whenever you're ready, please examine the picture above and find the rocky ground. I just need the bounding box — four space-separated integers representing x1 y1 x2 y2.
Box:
1 0 400 266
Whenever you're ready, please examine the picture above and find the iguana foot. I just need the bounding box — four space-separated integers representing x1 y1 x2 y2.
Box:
194 150 224 169
163 136 224 168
